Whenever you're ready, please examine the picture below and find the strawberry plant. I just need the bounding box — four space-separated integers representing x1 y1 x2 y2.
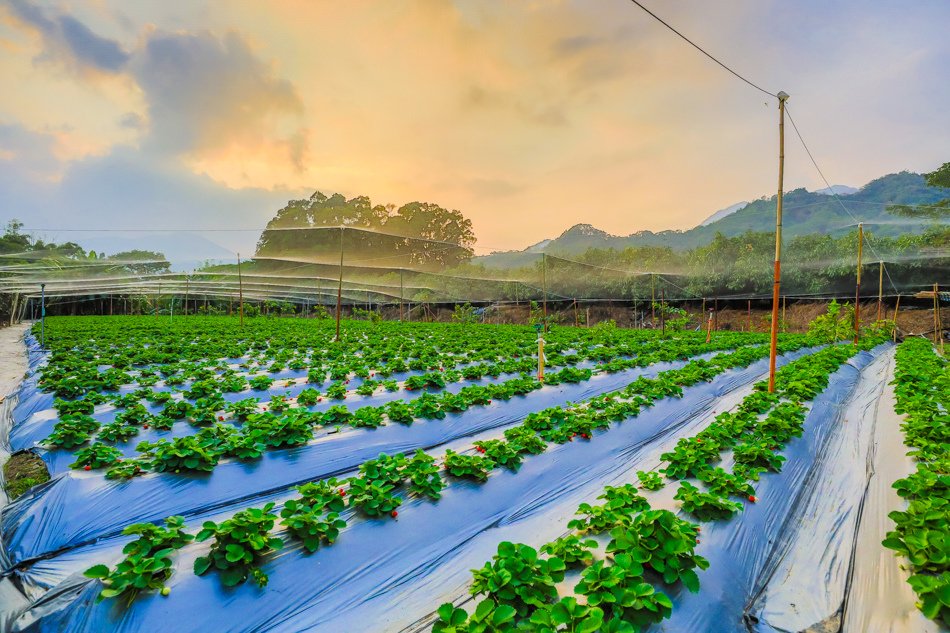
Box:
243 411 313 448
248 375 274 391
695 467 755 498
137 436 218 473
503 427 547 455
295 478 346 512
97 421 139 443
540 535 597 566
53 397 95 416
226 397 260 419
411 392 444 419
84 516 193 602
636 470 664 491
606 510 707 590
161 399 193 419
325 381 347 400
296 388 321 406
70 442 123 469
470 541 566 617
346 476 402 517
279 498 347 553
359 452 408 486
473 440 522 471
194 503 283 587
105 457 151 480
674 482 743 521
351 406 385 428
443 450 493 481
402 450 445 500
321 405 352 426
44 414 100 448
732 439 786 472
385 400 414 424
529 597 604 632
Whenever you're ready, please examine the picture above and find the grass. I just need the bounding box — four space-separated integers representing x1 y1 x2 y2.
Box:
3 452 50 500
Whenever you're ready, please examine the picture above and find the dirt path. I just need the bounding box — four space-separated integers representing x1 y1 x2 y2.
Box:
0 323 29 400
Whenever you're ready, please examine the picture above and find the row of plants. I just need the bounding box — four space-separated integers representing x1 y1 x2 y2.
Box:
34 317 684 401
883 338 949 625
430 338 885 631
51 336 756 477
81 337 806 602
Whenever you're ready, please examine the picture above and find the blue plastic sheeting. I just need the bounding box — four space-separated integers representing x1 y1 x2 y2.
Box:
0 352 721 570
650 344 888 632
7 347 817 633
19 362 607 476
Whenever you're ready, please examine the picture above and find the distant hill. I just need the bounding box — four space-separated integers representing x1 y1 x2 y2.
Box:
813 184 859 196
79 233 234 271
699 201 748 227
477 171 946 268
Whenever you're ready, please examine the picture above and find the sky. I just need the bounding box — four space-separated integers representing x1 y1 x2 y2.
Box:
1 0 948 259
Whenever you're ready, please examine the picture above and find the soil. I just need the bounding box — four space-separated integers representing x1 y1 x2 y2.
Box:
3 452 50 500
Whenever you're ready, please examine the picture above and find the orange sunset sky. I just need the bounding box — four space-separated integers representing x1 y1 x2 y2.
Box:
1 0 948 256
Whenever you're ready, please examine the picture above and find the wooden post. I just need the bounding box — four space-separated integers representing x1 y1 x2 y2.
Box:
573 298 579 327
660 287 666 336
335 227 344 340
934 283 942 350
586 306 590 328
854 222 863 343
768 91 789 393
706 309 713 343
651 273 656 327
893 293 901 343
877 261 883 322
237 254 244 327
155 283 160 318
747 300 752 332
184 275 190 317
541 253 548 331
714 296 719 331
399 269 405 321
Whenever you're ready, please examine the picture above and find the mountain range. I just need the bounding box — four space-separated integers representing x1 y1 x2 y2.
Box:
477 171 944 268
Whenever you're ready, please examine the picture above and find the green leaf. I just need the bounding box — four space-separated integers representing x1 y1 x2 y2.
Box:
84 564 111 579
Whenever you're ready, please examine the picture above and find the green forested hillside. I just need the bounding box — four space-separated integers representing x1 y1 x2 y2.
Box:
479 171 947 267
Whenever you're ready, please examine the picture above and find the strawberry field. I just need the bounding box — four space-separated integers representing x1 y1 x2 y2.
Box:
0 316 945 632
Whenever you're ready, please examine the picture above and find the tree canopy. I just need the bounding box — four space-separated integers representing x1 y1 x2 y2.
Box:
255 192 476 270
887 162 949 219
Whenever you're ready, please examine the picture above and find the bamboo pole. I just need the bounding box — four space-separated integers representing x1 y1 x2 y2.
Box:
934 283 942 351
541 253 548 331
893 293 901 343
651 273 656 327
573 298 579 327
237 254 244 327
877 261 883 322
854 223 863 343
660 287 666 336
747 300 752 332
335 227 344 341
767 92 789 393
706 309 713 343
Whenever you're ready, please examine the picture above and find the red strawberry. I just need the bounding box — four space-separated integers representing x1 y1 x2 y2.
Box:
317 397 322 402
748 495 757 503
391 510 398 518
143 424 149 429
339 489 346 496
84 465 91 471
218 416 224 421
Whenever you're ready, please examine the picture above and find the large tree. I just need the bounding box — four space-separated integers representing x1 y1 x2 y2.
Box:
888 162 949 218
255 192 476 269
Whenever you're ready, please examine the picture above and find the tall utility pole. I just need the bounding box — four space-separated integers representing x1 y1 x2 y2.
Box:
767 91 789 393
335 227 344 341
541 253 548 331
877 261 884 322
237 254 245 327
40 283 46 347
854 222 863 343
